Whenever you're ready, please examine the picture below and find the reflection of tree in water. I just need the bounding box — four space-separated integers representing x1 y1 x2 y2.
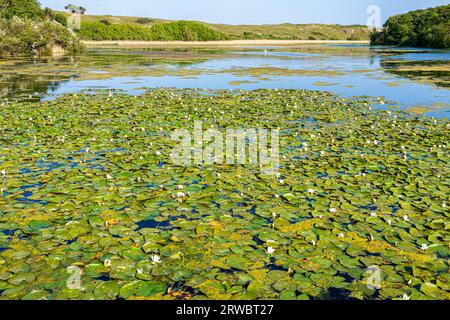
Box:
0 56 77 100
380 58 450 88
0 73 69 100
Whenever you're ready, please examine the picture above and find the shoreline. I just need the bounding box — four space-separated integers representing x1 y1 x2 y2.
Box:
82 39 370 47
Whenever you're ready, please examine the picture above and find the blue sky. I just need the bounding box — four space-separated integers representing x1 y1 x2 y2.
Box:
39 0 449 25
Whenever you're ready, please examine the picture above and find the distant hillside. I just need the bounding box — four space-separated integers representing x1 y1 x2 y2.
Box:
64 13 371 41
371 4 450 49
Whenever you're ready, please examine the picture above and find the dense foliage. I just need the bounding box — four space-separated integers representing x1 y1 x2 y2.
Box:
77 20 229 41
0 0 43 19
0 17 82 56
371 4 450 49
0 0 81 56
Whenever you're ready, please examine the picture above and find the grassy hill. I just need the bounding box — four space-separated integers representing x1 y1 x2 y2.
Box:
64 13 371 41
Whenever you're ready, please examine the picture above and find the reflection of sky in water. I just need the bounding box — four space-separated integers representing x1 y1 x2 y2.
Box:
3 45 450 118
184 54 382 72
48 71 450 118
388 51 450 62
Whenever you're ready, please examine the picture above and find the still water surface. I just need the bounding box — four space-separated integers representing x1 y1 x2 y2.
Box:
1 44 449 117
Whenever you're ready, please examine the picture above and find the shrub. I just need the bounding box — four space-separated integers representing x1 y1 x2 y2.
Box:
0 0 43 19
0 17 82 56
135 18 154 24
77 20 228 41
99 19 111 25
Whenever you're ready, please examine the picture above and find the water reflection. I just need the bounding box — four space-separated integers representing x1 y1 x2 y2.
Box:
0 45 449 117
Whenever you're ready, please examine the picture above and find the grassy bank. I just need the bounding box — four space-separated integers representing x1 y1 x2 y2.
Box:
69 13 371 41
0 89 448 300
81 39 370 47
371 4 450 49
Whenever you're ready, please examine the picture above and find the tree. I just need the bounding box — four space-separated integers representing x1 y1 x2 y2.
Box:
371 4 450 49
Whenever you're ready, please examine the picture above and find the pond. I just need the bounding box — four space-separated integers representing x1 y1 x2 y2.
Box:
1 88 449 300
0 44 449 301
1 44 449 118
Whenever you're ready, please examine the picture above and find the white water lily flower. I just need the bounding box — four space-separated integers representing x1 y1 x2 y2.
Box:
266 247 276 254
103 259 112 267
370 212 377 218
155 151 161 156
137 269 144 274
338 233 345 239
272 212 277 218
106 174 113 180
176 192 186 198
177 185 184 190
403 215 409 222
387 220 392 226
311 240 317 246
402 294 410 301
420 244 429 251
329 208 337 213
0 169 6 176
151 255 161 264
279 179 285 184
307 189 315 194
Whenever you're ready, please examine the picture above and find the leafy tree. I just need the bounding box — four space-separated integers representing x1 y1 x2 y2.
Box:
371 4 450 48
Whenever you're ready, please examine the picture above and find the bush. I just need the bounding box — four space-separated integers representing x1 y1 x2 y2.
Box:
0 0 43 19
99 19 111 25
76 20 228 41
149 21 228 41
0 17 82 56
135 18 154 24
371 4 450 48
53 12 67 27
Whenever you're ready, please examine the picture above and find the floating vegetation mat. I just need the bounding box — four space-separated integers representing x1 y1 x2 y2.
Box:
0 89 449 300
